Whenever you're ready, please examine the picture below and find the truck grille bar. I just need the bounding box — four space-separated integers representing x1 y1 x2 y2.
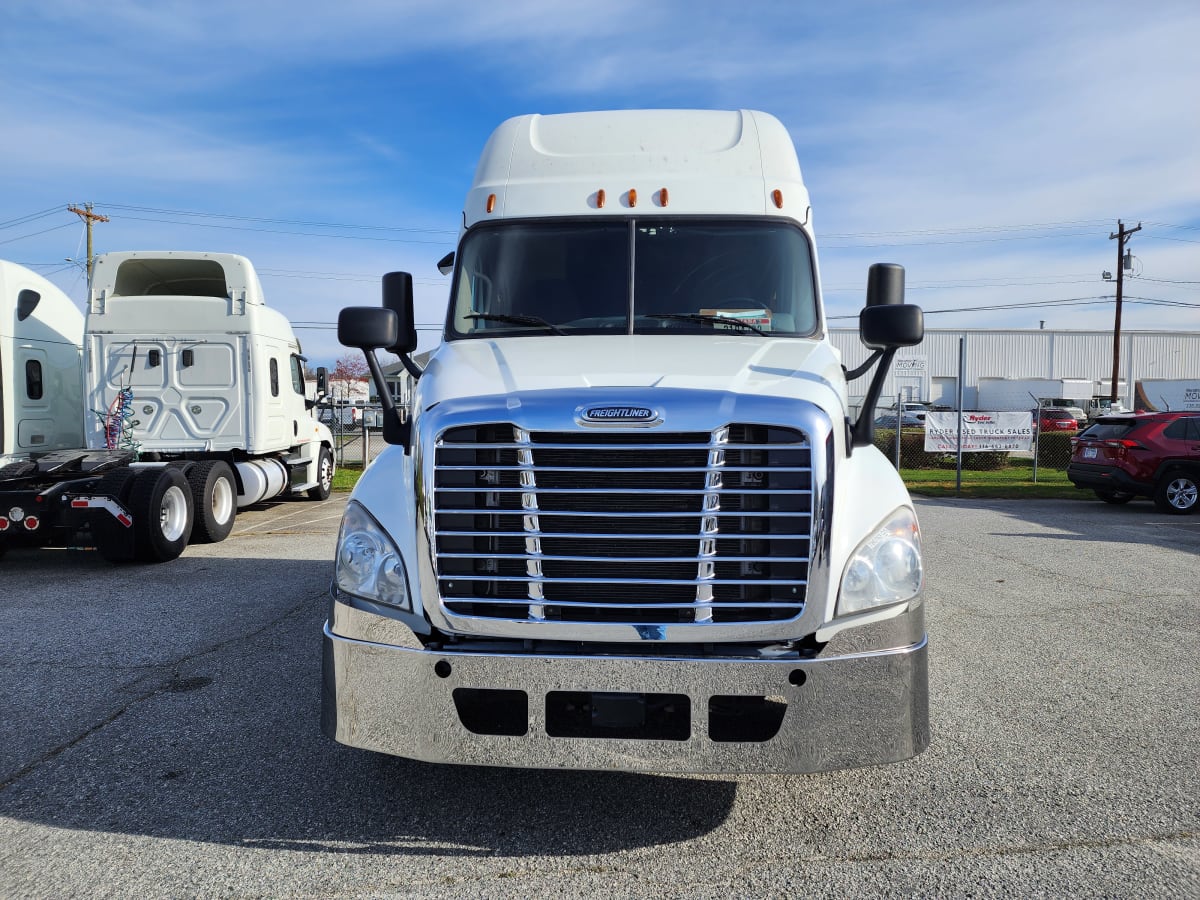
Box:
432 424 812 626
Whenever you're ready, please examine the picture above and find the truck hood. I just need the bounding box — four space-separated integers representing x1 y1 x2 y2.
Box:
416 334 848 411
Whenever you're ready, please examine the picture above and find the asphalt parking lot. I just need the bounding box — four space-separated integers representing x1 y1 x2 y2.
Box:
1 494 1197 897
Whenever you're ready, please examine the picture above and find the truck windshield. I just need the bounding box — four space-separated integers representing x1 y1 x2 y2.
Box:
446 219 818 339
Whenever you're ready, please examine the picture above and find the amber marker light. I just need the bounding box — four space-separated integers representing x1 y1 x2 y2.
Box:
486 194 497 213
658 188 669 207
596 189 606 208
627 188 637 207
772 189 784 209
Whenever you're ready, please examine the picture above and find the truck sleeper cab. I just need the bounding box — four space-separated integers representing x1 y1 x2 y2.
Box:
324 109 927 773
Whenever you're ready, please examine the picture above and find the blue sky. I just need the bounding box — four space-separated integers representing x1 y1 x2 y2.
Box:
3 0 1198 366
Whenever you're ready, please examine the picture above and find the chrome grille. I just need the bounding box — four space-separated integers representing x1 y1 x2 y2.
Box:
432 423 812 625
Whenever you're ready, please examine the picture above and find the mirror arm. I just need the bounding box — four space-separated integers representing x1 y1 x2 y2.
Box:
361 349 413 453
399 353 424 380
851 348 898 449
844 350 884 382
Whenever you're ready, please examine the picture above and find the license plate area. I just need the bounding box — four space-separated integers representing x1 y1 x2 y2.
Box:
1083 447 1098 459
546 691 690 740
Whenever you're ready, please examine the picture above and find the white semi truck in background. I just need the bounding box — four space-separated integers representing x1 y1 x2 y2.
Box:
0 252 335 562
324 109 929 773
0 260 86 466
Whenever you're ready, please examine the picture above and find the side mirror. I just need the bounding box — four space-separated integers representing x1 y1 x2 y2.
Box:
382 271 418 355
316 366 328 399
849 263 925 449
437 252 455 276
338 307 399 350
860 304 924 350
337 306 412 451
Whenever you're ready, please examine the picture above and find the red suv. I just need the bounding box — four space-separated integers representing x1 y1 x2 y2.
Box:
1067 412 1200 513
1033 408 1079 432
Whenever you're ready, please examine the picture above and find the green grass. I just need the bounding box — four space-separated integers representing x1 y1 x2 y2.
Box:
332 464 364 492
900 458 1084 500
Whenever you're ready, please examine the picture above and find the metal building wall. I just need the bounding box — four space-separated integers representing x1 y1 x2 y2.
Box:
831 328 1199 408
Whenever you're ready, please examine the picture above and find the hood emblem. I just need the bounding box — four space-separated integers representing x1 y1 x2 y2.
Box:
577 405 661 426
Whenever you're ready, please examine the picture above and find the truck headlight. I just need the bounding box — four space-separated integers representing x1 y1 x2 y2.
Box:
837 507 923 616
335 501 412 611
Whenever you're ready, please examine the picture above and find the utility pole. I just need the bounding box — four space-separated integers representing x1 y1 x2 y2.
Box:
66 203 109 291
1108 219 1142 403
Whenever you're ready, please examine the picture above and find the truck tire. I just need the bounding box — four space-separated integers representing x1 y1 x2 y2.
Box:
92 468 139 563
187 460 237 543
1153 469 1199 515
307 446 334 501
130 467 194 561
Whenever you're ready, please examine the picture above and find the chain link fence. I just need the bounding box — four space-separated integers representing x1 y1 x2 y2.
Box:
324 403 1081 477
874 423 1078 474
321 405 390 469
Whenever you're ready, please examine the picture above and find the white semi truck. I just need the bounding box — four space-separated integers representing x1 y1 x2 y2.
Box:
324 109 928 773
0 260 86 466
0 252 335 562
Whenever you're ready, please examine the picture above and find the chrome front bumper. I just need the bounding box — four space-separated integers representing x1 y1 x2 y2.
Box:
322 603 929 775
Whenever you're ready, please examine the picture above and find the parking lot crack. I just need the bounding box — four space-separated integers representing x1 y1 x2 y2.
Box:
0 592 322 794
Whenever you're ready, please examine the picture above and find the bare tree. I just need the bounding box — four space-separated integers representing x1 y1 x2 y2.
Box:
332 353 368 382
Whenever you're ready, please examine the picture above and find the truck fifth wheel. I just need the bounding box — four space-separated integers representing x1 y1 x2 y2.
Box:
323 109 928 773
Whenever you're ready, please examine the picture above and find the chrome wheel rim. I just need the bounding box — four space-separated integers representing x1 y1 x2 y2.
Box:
160 485 190 541
211 475 235 524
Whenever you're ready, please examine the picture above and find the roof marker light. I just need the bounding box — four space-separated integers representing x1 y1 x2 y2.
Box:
596 189 606 209
658 188 669 207
772 189 784 209
486 194 496 213
627 189 637 208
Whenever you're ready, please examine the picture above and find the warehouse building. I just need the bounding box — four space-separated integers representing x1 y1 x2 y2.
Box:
831 328 1199 412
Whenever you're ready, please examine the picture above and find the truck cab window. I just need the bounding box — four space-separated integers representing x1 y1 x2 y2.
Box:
447 219 817 339
290 355 305 394
26 359 44 400
270 358 280 397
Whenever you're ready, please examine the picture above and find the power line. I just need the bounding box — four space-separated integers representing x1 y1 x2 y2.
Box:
1143 234 1200 244
107 212 455 245
821 230 1103 248
821 219 1110 239
95 202 457 236
0 206 64 231
256 268 443 285
0 221 77 246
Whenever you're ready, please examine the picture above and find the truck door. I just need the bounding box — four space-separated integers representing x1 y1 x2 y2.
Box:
14 347 57 453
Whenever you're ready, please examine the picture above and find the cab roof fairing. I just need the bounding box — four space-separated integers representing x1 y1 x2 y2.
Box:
462 109 812 229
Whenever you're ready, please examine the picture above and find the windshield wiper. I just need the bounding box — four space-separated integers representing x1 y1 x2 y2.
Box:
645 312 769 336
465 313 565 335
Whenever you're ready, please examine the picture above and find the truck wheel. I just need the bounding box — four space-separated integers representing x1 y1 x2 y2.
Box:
1153 469 1199 515
131 468 194 561
1094 489 1135 505
187 461 237 543
307 446 334 501
92 468 139 563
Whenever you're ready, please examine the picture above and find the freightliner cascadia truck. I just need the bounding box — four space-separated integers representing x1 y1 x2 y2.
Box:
325 109 928 773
